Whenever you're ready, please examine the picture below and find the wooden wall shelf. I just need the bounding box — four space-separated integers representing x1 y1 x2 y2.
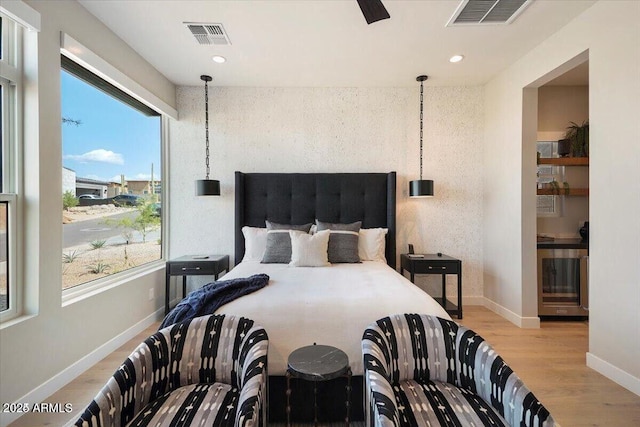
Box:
537 188 589 196
538 157 589 166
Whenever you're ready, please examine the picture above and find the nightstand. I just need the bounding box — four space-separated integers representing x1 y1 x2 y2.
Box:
165 255 230 315
400 253 463 319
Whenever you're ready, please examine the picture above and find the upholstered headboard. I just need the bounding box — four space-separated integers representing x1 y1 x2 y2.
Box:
234 172 396 268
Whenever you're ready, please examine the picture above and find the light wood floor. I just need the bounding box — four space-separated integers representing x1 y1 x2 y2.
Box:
9 306 640 426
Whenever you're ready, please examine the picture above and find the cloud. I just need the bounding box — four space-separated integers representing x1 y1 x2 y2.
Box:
132 173 157 180
64 149 124 165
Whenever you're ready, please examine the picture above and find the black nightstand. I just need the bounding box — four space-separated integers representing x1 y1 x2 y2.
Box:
165 255 230 315
400 253 463 319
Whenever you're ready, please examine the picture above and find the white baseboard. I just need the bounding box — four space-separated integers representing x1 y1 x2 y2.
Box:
482 297 540 328
0 308 164 427
587 352 640 397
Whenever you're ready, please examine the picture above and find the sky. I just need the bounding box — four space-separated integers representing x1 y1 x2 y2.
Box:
61 70 161 184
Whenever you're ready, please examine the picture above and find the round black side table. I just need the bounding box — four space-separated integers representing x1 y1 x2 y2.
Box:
286 344 352 427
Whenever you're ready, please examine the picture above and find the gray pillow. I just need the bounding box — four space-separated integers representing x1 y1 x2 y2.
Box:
316 220 362 263
261 221 313 263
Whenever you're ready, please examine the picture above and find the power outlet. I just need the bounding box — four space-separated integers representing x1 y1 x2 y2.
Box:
148 288 155 301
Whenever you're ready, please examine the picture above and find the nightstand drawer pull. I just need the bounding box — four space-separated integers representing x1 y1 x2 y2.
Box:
428 266 447 271
181 267 201 271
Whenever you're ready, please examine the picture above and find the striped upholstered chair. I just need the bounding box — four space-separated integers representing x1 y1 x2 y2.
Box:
362 314 557 427
75 314 268 427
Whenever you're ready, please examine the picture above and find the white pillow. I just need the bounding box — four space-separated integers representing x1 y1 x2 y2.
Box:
358 228 388 263
242 226 268 262
289 229 330 267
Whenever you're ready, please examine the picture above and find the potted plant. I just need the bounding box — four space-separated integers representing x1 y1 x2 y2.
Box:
564 121 589 157
546 180 570 195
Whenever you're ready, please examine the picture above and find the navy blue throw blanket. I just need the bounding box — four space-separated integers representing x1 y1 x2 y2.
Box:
160 274 269 329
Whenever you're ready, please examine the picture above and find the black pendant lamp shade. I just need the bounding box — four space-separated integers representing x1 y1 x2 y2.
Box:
410 179 434 198
196 74 221 196
409 75 434 198
197 179 220 196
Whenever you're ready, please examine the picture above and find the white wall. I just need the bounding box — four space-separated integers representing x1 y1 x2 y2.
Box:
0 1 175 421
483 0 640 394
169 85 485 302
538 86 589 133
62 168 76 195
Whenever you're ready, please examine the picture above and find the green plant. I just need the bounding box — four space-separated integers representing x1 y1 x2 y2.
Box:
121 229 134 245
90 239 107 250
564 120 589 157
548 180 570 195
62 250 80 263
63 190 79 210
86 261 111 274
134 197 161 242
104 196 160 243
103 216 134 244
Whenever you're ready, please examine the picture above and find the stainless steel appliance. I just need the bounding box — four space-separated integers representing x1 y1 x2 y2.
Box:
537 248 588 317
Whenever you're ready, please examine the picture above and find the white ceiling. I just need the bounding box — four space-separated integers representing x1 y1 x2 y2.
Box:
78 0 596 88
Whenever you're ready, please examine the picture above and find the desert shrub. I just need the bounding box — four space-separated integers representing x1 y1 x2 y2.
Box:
86 262 111 274
63 191 78 210
62 250 80 263
90 239 107 250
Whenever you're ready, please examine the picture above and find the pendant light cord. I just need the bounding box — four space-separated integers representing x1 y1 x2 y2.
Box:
419 79 424 180
204 78 210 180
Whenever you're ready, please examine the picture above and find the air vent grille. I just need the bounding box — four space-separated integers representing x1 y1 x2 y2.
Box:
447 0 532 26
185 22 231 45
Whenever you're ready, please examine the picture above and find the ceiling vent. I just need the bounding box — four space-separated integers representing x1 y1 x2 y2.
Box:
446 0 533 26
185 22 231 45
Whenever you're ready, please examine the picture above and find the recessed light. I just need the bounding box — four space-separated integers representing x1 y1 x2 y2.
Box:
212 55 226 63
449 55 464 63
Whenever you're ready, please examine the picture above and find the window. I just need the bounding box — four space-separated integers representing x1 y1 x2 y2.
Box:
61 56 163 291
537 141 563 217
0 14 20 318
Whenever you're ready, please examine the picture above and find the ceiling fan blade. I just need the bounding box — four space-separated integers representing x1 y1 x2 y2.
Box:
357 0 390 25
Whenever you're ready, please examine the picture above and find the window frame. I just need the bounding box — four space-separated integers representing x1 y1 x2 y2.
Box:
59 36 175 304
0 13 22 322
537 140 564 218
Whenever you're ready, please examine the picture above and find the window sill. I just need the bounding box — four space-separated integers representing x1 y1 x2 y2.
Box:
62 260 165 307
0 313 38 330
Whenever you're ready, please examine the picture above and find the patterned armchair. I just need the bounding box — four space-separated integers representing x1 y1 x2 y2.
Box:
362 314 557 427
75 314 268 427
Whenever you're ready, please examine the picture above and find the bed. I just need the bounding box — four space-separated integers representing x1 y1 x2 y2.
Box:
211 172 450 421
218 260 449 376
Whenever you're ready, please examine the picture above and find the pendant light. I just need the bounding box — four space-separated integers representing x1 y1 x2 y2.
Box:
196 75 220 196
409 75 434 198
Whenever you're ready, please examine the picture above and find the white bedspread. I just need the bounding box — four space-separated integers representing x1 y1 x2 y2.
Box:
215 260 450 375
